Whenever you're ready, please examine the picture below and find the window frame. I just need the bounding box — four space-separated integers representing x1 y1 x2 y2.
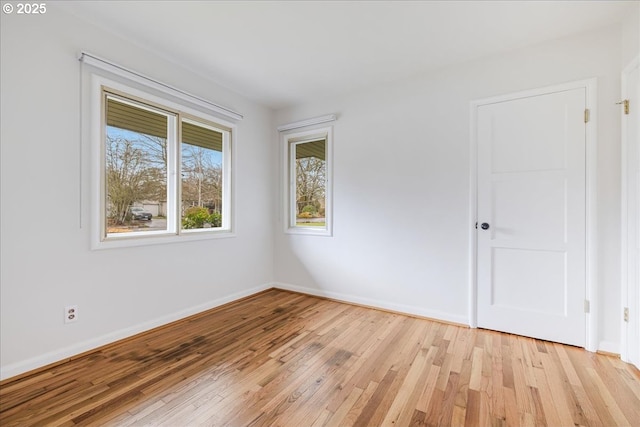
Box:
90 74 236 249
282 125 333 236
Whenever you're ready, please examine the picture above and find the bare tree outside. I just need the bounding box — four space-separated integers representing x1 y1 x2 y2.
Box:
296 157 325 214
181 144 222 211
105 130 167 232
295 139 326 226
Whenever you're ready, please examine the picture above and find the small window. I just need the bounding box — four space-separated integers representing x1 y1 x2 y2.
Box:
98 87 233 246
284 127 332 235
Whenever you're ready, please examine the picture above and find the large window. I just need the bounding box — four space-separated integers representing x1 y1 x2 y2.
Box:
284 126 332 236
98 87 232 246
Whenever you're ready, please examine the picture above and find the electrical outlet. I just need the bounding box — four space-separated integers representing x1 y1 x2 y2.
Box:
64 305 78 324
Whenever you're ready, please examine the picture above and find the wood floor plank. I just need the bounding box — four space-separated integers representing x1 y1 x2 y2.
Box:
618 364 640 401
566 346 619 426
436 369 460 426
451 404 466 427
490 334 506 422
414 362 440 414
1 289 639 426
381 330 434 426
342 381 378 426
454 357 472 412
351 369 397 427
324 386 362 427
510 337 535 417
449 327 470 374
594 355 640 423
503 386 519 427
585 367 630 426
532 361 565 426
469 346 483 391
547 344 593 426
463 389 481 426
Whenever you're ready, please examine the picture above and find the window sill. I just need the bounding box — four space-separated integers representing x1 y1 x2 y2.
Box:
91 230 236 250
285 227 332 237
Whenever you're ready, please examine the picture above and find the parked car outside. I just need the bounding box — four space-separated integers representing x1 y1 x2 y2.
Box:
130 207 152 220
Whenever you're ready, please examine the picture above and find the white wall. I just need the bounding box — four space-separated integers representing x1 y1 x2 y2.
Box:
0 7 274 379
275 25 625 348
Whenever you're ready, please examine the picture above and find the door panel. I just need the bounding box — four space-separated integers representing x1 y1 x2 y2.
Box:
492 172 567 244
477 87 586 347
492 248 566 315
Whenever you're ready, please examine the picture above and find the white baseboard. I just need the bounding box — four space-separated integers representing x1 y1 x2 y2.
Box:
0 283 272 381
598 340 620 355
273 282 469 326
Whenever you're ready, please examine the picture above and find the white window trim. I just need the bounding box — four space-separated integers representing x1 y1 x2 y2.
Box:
281 125 334 237
277 114 336 132
90 74 236 250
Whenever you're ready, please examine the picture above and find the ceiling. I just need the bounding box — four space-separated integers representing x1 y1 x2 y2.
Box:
57 1 634 110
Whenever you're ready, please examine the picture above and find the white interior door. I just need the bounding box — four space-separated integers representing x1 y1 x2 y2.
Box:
476 86 587 347
622 58 640 368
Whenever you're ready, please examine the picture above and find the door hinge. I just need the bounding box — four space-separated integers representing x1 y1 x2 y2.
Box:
584 109 590 123
584 300 590 313
616 99 630 115
624 307 629 322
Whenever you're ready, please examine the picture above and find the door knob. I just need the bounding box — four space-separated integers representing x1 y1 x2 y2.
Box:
481 223 490 230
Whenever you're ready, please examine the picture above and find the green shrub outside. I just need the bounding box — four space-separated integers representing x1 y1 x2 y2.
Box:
182 206 222 229
208 211 222 227
301 205 317 214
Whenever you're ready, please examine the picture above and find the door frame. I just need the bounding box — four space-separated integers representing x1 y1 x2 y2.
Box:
468 79 598 351
620 56 639 366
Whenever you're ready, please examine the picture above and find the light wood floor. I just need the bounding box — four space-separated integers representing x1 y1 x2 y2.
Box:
1 289 639 426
